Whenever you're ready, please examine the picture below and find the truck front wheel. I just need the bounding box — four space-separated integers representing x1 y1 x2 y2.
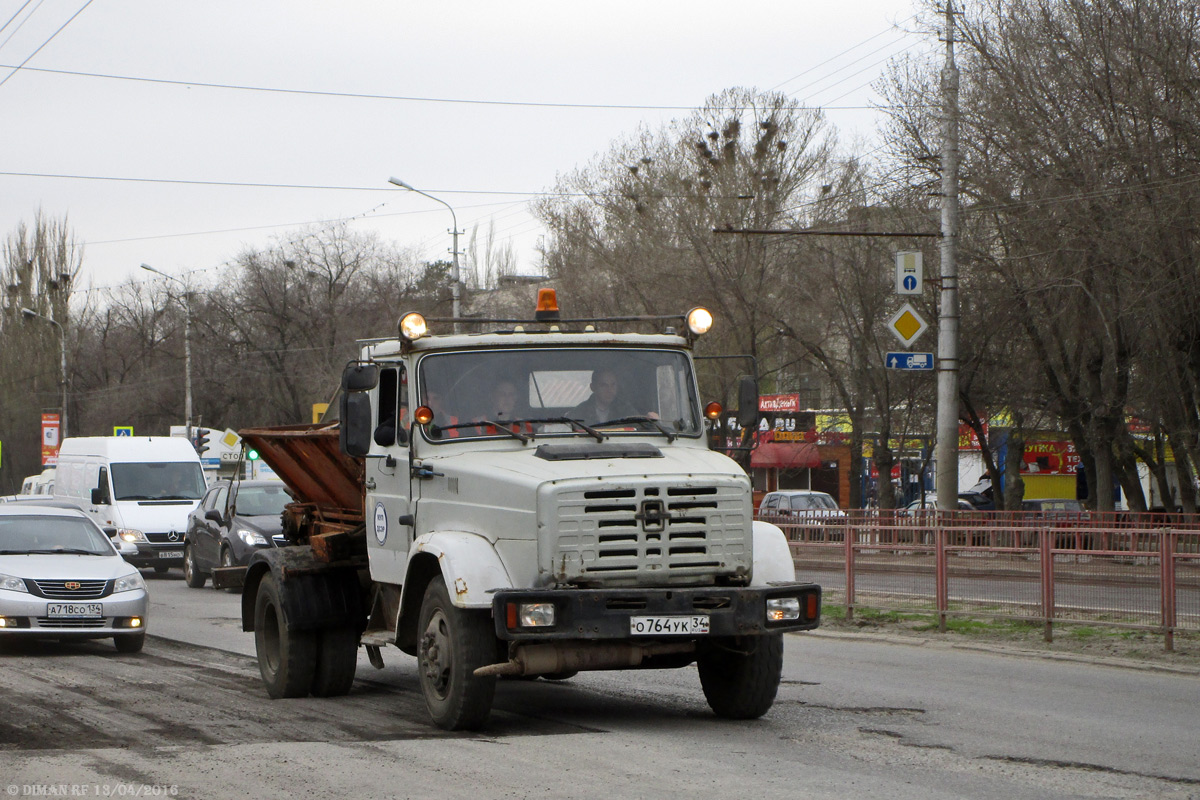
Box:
254 572 317 698
697 634 784 720
417 576 497 731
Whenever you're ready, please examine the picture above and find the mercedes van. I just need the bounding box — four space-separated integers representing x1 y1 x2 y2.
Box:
53 436 206 573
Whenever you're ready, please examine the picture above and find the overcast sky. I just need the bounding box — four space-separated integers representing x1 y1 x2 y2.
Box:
1 1 926 300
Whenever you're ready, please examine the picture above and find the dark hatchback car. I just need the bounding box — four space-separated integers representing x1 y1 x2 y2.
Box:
183 480 293 588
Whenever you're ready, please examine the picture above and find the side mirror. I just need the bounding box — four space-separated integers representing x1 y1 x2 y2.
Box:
103 526 118 538
340 392 374 457
341 362 379 392
204 509 223 523
117 541 138 557
736 375 760 429
91 487 110 506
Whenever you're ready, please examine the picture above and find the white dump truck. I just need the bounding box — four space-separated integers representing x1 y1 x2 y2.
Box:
228 291 820 730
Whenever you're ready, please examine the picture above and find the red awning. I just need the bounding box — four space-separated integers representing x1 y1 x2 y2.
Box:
750 441 820 470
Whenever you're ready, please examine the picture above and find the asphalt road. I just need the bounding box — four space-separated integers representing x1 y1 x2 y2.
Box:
1 571 1198 800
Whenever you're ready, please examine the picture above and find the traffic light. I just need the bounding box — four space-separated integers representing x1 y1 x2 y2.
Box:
193 428 210 455
247 448 259 461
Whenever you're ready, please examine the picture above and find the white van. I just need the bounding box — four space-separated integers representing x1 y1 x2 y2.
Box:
53 437 206 573
19 468 56 495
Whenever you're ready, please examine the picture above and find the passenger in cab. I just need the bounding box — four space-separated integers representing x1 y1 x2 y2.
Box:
476 378 534 436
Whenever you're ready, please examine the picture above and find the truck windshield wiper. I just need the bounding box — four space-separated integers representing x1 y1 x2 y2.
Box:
477 420 531 444
544 417 605 442
594 416 677 442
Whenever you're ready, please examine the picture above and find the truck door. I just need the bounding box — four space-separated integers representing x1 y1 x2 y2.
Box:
365 365 412 585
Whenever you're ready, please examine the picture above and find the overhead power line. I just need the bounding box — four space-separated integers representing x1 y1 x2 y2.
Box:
0 0 93 89
0 63 906 112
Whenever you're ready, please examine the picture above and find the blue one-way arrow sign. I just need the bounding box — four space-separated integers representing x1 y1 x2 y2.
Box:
886 352 935 370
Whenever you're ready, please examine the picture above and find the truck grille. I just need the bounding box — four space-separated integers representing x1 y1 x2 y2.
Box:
547 481 751 586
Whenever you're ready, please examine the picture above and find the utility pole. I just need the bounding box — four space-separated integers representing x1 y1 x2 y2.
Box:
141 264 194 440
935 0 961 510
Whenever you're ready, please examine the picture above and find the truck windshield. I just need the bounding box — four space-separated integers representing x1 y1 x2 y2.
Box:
417 348 702 441
110 462 207 501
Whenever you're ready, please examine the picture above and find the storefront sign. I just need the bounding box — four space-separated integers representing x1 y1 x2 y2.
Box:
41 412 61 466
1022 440 1080 475
758 394 800 413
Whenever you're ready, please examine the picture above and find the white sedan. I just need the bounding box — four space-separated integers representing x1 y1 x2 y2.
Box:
0 504 149 652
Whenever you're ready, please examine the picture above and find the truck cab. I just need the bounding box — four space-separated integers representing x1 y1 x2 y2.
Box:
237 292 820 730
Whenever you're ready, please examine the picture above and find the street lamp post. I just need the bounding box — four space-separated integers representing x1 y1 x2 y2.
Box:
21 307 67 438
388 176 462 329
140 264 193 439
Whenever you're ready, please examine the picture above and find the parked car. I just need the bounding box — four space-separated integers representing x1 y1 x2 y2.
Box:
903 493 975 513
758 490 846 520
1021 498 1084 514
183 480 293 588
0 504 149 652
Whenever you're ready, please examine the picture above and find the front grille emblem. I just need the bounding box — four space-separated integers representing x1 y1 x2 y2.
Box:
636 499 668 532
64 581 81 591
167 531 180 542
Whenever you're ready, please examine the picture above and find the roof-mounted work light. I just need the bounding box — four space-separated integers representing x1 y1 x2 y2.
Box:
399 312 428 341
687 307 713 336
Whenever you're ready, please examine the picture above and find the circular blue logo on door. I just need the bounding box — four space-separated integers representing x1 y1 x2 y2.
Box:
373 502 388 545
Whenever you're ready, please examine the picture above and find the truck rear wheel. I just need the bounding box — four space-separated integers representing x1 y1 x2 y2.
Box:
417 576 496 731
311 627 358 697
697 634 784 720
254 572 317 698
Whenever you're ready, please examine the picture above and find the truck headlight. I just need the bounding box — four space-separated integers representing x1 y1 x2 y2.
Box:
766 597 801 622
238 529 269 546
113 572 146 593
118 529 148 543
507 602 556 628
0 572 29 593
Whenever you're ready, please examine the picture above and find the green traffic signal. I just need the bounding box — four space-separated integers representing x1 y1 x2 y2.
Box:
247 448 259 461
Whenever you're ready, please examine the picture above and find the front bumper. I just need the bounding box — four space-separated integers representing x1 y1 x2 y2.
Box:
0 589 149 637
125 542 185 569
493 583 821 641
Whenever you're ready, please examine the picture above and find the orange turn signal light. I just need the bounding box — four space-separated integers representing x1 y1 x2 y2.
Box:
704 401 723 419
414 405 434 425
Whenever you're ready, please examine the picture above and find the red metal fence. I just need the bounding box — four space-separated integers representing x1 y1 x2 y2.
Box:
766 510 1200 650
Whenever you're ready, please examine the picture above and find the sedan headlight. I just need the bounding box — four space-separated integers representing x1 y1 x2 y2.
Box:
0 572 29 593
237 529 269 547
113 572 146 593
118 529 148 543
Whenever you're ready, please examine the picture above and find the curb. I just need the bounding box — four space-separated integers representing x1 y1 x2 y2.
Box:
795 628 1200 677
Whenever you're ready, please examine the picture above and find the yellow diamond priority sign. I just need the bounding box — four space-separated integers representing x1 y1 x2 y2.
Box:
887 303 929 347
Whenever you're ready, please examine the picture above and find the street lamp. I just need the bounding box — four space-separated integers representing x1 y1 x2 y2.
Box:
140 264 193 438
388 176 462 328
20 307 67 438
